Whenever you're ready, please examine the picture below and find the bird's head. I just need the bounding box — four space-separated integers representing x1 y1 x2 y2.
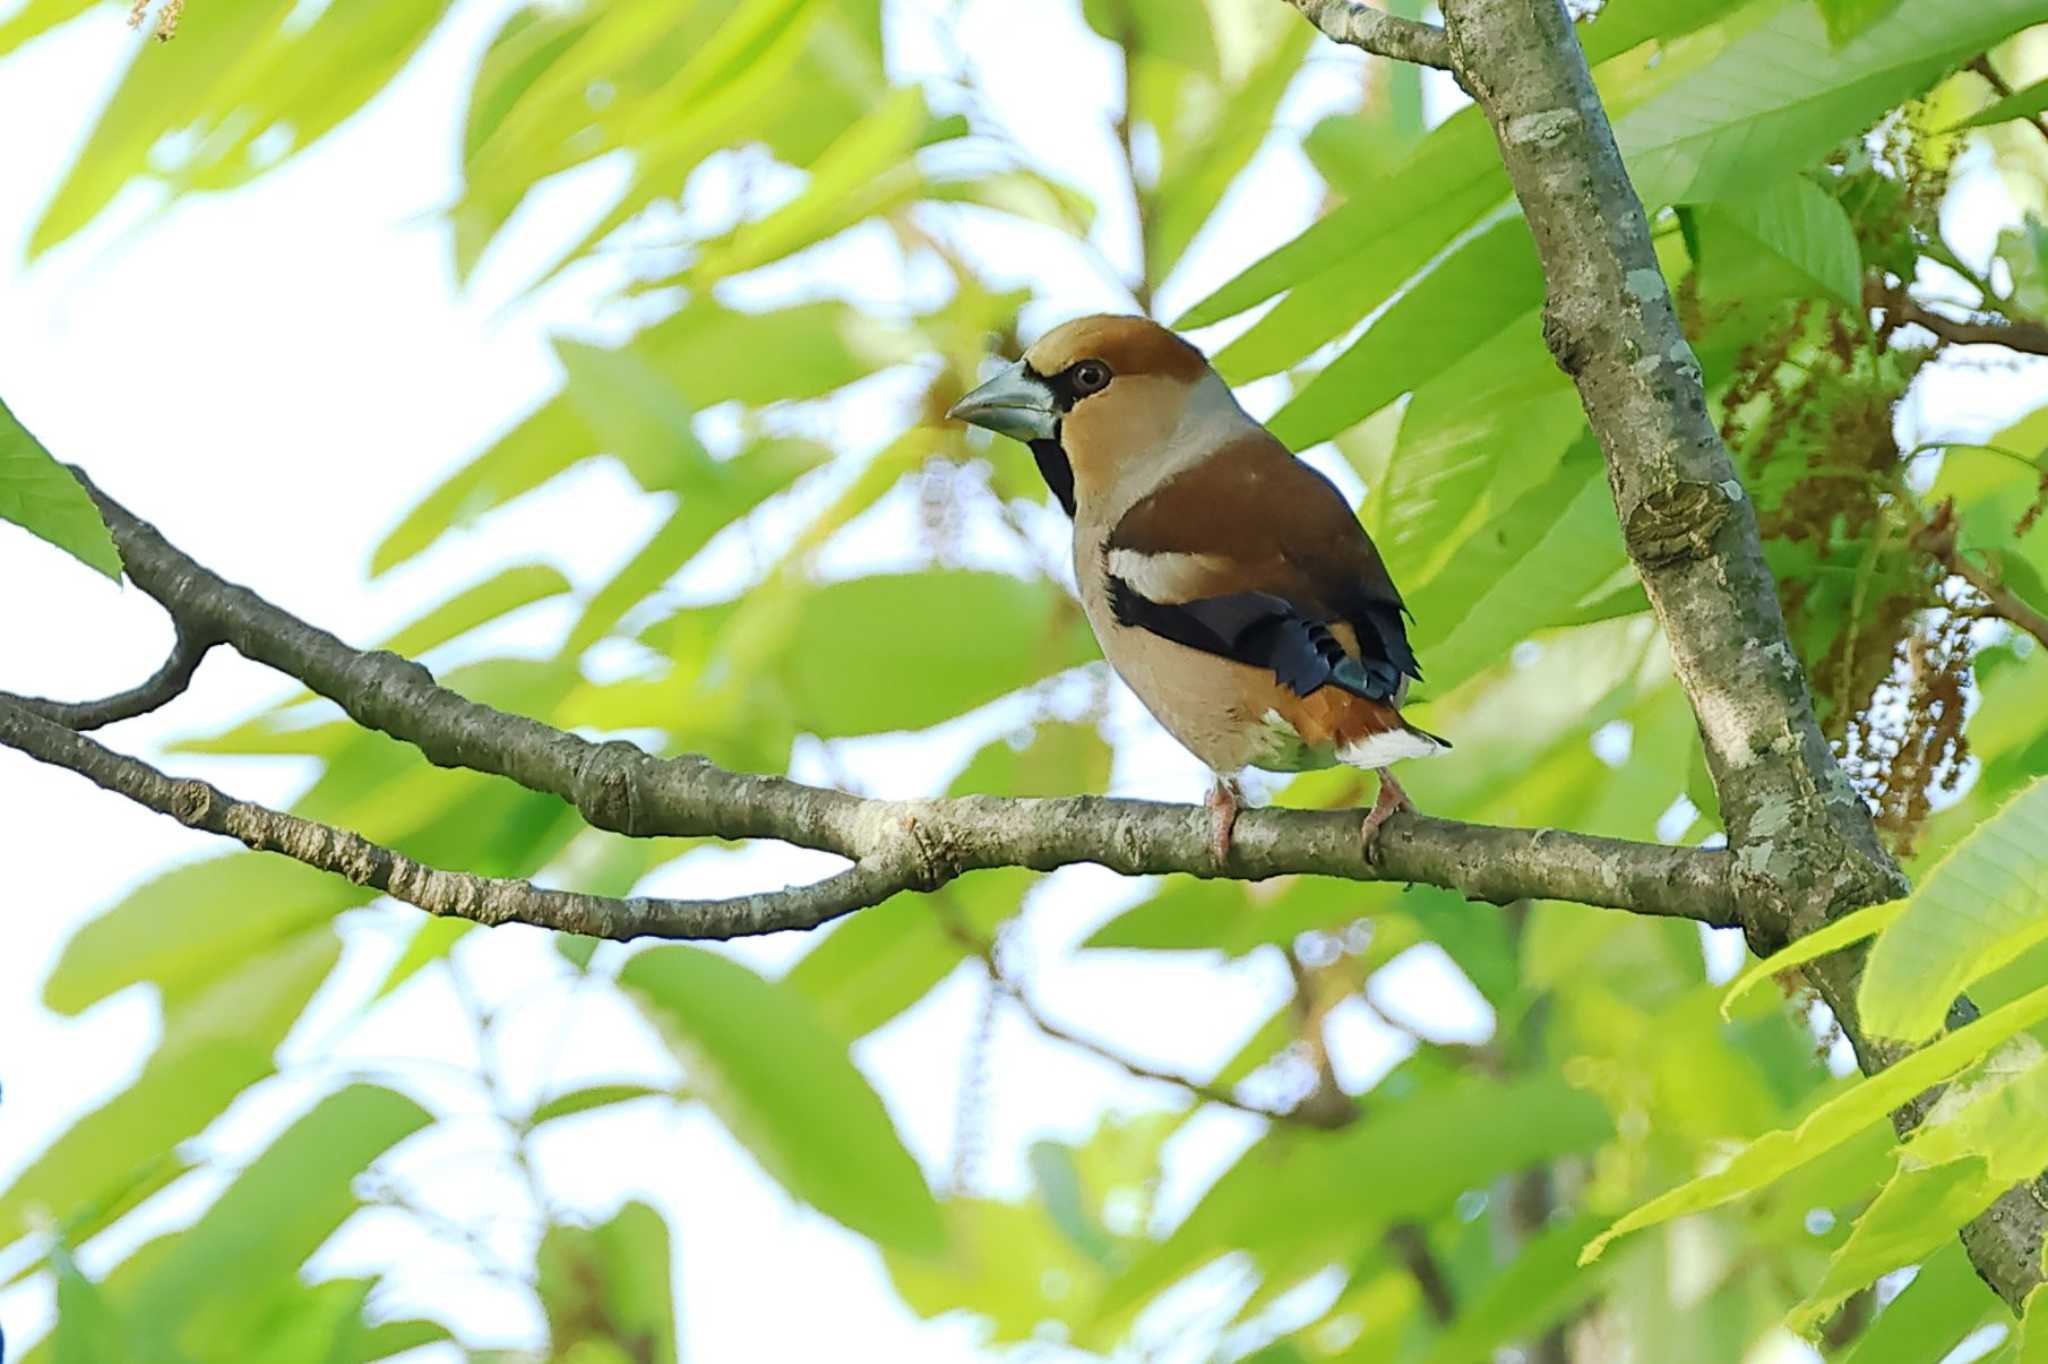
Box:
948 314 1244 519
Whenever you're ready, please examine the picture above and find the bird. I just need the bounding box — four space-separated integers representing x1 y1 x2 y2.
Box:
948 314 1448 864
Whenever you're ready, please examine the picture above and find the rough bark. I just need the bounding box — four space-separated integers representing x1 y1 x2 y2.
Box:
1431 0 2045 1311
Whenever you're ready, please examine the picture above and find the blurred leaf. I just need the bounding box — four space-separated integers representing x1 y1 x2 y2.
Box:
1103 1074 1611 1316
1582 978 2048 1264
621 946 944 1252
350 1317 456 1363
690 87 930 282
0 928 339 1249
1267 214 1545 450
1815 0 1907 44
0 397 120 579
1376 314 1587 591
368 915 473 1001
1788 1038 2048 1331
1406 448 1630 695
776 572 1095 737
1419 1215 1611 1364
1719 898 1905 1020
554 338 713 493
537 1201 678 1364
1841 1242 1999 1364
49 1242 143 1364
528 1084 672 1128
0 0 96 58
1613 0 2048 206
1690 174 1863 308
638 298 910 408
117 1085 430 1356
45 853 367 1014
1953 74 2048 131
1860 777 2048 1042
1179 110 1501 340
887 1198 1112 1346
378 564 573 658
28 0 298 256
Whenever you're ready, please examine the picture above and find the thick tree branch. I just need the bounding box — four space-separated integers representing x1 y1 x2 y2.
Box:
0 625 214 730
1283 0 1453 70
24 471 1737 931
0 698 903 940
1435 0 2043 1309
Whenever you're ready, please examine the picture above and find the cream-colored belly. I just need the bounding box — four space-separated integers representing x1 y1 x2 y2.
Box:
1075 526 1334 775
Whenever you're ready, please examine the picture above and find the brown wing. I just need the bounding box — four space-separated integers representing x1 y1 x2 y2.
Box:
1104 430 1420 700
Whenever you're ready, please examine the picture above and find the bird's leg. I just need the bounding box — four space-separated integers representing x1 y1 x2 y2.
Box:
1207 775 1244 866
1360 770 1412 861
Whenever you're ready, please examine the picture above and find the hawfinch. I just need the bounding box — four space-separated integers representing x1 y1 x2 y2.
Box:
949 315 1447 862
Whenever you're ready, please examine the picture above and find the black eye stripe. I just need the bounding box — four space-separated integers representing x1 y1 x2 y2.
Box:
1026 358 1115 411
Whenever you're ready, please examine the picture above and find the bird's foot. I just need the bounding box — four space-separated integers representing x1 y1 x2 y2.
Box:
1360 771 1412 863
1207 777 1243 867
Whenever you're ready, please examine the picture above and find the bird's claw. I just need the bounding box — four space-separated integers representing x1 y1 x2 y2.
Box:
1207 778 1241 867
1359 771 1412 863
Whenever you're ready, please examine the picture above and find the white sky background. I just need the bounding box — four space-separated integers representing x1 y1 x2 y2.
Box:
0 2 2042 1361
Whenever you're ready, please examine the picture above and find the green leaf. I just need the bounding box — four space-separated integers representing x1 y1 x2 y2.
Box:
1266 214 1547 450
1404 448 1630 696
1581 976 2048 1264
367 916 473 1001
0 0 96 59
1373 314 1587 591
0 928 339 1250
1952 74 2048 131
1613 0 2048 207
1103 1074 1611 1316
49 1242 142 1364
27 0 299 257
1815 0 1907 44
690 87 930 282
1859 777 2048 1042
1175 109 1502 337
620 946 944 1253
0 397 120 579
1719 898 1907 1020
1691 175 1864 308
45 853 368 1015
1841 1243 1999 1364
1788 1038 2048 1331
1419 1215 1612 1364
528 1083 673 1128
554 338 713 494
375 563 573 658
537 1201 678 1364
119 1085 430 1353
776 572 1096 737
886 1198 1113 1346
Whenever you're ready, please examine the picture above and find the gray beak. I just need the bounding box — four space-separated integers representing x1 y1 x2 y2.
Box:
947 360 1059 442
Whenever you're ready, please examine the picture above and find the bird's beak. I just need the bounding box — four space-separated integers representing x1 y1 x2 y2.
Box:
947 360 1059 442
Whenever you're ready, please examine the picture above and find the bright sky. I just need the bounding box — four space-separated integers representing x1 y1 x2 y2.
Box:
0 2 2042 1361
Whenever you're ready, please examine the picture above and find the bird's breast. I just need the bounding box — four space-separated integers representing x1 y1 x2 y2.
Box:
1074 523 1332 774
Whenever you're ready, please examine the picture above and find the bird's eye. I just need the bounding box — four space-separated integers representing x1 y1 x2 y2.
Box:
1071 359 1112 395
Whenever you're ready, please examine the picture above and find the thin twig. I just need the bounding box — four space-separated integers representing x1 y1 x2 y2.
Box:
1913 498 2048 650
0 697 902 941
1877 280 2048 357
1970 54 2048 149
1283 0 1454 71
0 625 214 730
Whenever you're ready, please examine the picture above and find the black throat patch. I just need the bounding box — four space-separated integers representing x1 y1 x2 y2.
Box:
1028 437 1076 517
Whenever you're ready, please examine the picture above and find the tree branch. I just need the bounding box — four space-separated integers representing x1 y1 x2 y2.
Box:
0 697 904 940
1914 498 2048 651
0 625 214 730
1439 0 2042 1310
19 470 1737 932
1283 0 1454 71
1881 285 2048 358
